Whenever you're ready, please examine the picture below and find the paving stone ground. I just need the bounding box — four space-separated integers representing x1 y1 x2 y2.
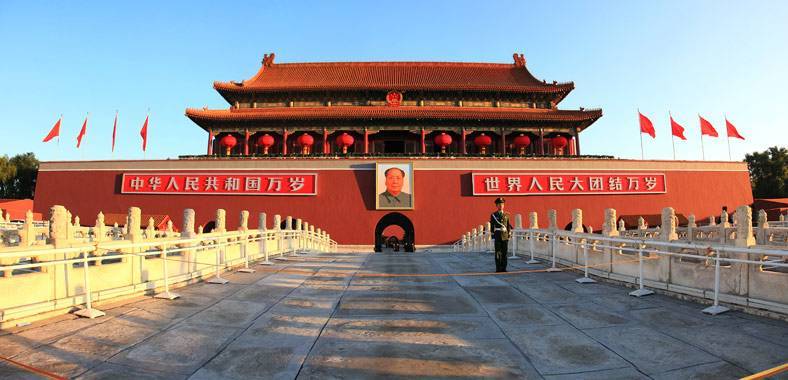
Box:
1 251 786 379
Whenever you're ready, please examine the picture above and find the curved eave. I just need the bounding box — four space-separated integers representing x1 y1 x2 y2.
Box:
186 106 602 131
214 81 575 95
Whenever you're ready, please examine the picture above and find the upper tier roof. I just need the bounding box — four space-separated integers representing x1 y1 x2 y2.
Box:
213 53 574 96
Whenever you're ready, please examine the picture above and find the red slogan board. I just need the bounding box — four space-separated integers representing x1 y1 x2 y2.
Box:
472 173 666 195
121 173 317 195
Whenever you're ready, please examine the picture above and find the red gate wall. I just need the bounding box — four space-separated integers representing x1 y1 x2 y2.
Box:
34 158 753 246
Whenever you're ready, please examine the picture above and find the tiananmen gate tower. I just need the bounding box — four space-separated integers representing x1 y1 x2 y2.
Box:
34 53 753 251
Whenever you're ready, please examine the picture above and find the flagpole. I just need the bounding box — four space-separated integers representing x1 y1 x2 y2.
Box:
57 114 62 160
724 113 732 161
669 111 676 160
699 114 705 160
112 110 118 160
144 108 150 160
638 109 644 160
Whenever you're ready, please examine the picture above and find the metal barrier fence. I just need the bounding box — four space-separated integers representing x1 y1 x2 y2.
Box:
455 226 788 316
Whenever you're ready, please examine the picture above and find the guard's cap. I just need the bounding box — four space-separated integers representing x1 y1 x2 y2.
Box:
494 197 505 204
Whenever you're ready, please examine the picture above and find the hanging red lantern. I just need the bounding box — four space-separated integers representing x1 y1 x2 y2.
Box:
257 134 274 155
219 135 237 155
474 133 492 154
297 133 314 154
336 132 355 154
433 132 452 153
551 135 568 155
514 134 531 155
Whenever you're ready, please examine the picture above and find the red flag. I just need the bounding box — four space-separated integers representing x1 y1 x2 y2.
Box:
111 112 118 152
726 119 744 140
76 116 88 148
43 117 61 142
670 116 687 140
140 115 149 151
638 112 656 138
699 115 718 137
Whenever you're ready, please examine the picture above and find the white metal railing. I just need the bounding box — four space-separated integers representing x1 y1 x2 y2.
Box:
454 226 788 315
0 228 337 326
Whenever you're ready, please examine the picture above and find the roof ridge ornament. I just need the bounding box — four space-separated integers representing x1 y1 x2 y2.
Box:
513 53 526 67
262 53 276 67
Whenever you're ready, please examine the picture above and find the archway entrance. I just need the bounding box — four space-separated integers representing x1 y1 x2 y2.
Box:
374 212 415 252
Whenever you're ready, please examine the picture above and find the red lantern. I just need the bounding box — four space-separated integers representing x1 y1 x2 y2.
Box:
433 132 452 153
551 135 568 155
474 133 492 154
336 132 355 154
257 134 274 155
297 133 314 154
220 135 237 155
514 134 531 155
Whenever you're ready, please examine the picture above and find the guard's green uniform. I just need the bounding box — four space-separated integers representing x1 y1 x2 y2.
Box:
490 209 513 272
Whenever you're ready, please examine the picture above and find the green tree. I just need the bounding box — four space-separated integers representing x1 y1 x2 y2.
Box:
0 155 18 197
0 153 39 199
745 146 788 199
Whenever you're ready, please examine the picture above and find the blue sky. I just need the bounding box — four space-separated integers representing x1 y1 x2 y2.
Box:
1 1 786 162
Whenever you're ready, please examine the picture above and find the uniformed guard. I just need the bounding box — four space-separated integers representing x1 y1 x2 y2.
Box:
490 197 513 272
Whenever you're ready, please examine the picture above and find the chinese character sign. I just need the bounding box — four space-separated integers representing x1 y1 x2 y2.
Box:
121 173 317 195
472 173 666 195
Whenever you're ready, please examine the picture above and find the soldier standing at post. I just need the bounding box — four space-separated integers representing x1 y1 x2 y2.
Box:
490 197 513 272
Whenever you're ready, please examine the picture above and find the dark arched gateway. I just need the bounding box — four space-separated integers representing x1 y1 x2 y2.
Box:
374 212 415 252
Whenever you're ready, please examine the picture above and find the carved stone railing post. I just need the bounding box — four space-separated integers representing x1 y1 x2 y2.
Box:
708 216 716 226
19 210 36 247
182 209 196 239
637 216 646 230
618 219 626 232
165 220 174 237
128 207 142 244
48 205 70 249
735 205 755 247
571 209 584 233
66 210 75 241
273 215 281 230
661 207 678 241
239 210 249 232
687 214 696 241
215 209 227 233
529 212 538 229
756 209 769 244
146 217 155 240
547 209 557 231
515 214 522 229
258 212 267 230
721 210 730 228
94 212 106 243
603 208 619 237
286 216 293 230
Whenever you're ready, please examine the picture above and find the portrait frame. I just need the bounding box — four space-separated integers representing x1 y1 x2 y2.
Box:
375 161 415 210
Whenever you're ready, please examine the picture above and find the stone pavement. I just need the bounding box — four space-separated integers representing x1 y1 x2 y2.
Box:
0 251 786 379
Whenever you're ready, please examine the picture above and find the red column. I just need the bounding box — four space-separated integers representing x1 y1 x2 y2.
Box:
207 129 214 155
569 137 576 156
500 131 506 155
323 128 328 154
244 129 249 156
363 129 368 154
282 129 288 155
538 128 545 155
421 128 426 154
461 129 467 155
